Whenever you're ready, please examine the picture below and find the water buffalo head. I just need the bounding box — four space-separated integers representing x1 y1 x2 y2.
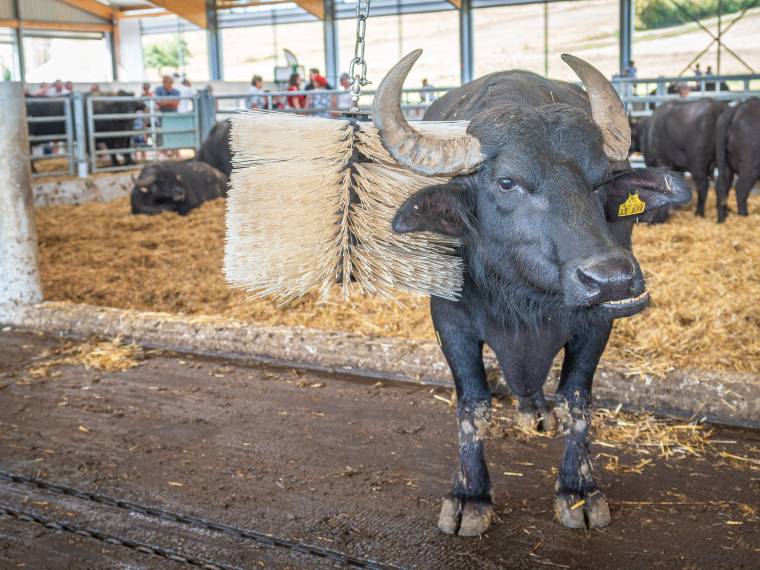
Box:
375 51 690 319
132 165 187 204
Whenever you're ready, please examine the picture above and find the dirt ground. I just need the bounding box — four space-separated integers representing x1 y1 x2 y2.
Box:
0 330 758 569
35 193 760 379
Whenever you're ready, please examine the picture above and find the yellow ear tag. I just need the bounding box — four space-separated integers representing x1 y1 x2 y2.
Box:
618 192 646 217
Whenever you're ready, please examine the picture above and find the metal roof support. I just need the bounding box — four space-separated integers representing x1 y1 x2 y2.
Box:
619 0 634 76
105 31 118 81
207 0 223 80
11 0 24 81
459 0 473 84
324 0 339 88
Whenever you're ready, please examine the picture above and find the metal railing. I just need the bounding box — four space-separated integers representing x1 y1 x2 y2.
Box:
212 86 452 121
26 96 76 178
613 73 760 116
26 74 758 178
86 94 201 174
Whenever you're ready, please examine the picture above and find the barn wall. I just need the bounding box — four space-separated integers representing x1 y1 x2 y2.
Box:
19 0 108 25
0 0 13 20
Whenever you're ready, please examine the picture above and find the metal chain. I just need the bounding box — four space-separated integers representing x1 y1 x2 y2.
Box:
347 0 372 112
0 505 236 570
0 470 399 570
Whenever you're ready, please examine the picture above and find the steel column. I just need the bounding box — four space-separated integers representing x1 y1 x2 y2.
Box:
11 0 24 81
619 0 634 75
459 0 474 84
207 0 223 80
324 0 340 88
105 32 118 81
0 82 42 307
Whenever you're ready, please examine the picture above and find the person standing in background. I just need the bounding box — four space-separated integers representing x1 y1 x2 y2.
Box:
155 75 179 112
305 68 332 91
46 79 70 96
177 78 194 113
309 75 330 117
248 75 265 109
154 75 180 157
336 72 353 111
287 73 305 110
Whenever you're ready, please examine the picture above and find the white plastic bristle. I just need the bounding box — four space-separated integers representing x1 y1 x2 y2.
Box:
225 111 465 302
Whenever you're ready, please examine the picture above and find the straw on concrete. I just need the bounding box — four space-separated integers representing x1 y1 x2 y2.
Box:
33 190 760 377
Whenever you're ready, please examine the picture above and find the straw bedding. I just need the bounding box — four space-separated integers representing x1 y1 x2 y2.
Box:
35 193 760 377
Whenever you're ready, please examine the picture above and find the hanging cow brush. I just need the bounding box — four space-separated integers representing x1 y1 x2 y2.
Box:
224 110 467 302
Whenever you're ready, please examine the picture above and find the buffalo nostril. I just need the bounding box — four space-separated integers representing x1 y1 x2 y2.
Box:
576 268 601 296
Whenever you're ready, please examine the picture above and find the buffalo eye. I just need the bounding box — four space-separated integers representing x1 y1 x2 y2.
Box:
497 177 516 192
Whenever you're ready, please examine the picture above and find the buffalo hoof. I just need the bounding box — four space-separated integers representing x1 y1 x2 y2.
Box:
438 496 494 537
554 489 610 530
515 407 557 434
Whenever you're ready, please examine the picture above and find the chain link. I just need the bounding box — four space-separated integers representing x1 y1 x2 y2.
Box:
347 0 372 112
0 470 399 570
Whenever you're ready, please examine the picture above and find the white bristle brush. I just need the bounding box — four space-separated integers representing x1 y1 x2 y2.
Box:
224 110 466 302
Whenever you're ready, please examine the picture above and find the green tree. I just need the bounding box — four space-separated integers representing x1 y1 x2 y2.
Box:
636 0 748 31
144 36 190 75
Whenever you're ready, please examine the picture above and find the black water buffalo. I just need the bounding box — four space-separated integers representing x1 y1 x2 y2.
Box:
372 51 689 536
131 160 227 216
26 97 67 141
629 116 650 155
25 92 140 169
197 120 232 178
643 98 727 217
92 91 141 167
715 98 760 222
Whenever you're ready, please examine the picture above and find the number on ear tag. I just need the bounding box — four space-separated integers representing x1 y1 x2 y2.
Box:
618 192 646 217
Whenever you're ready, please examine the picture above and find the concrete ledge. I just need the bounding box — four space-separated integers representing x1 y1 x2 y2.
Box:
1 301 757 427
33 171 137 207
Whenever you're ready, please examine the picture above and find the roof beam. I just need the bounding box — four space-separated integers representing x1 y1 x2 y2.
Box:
20 20 114 32
58 0 116 21
447 0 462 8
293 0 324 19
148 0 208 28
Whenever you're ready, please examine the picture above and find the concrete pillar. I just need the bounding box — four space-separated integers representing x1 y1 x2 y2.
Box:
459 0 474 85
619 0 634 75
0 82 42 306
117 18 145 81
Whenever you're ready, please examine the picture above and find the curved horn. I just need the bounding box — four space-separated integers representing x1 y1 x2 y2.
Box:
561 54 631 161
372 50 484 176
133 173 156 188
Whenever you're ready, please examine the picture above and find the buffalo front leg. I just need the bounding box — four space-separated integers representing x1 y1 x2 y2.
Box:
553 322 612 529
432 303 494 536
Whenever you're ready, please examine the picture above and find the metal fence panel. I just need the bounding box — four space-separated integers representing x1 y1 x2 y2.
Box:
26 96 75 178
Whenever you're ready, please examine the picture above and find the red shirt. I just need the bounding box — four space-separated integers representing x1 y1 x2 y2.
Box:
287 85 306 109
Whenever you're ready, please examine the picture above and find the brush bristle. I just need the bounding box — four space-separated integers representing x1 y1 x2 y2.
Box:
225 110 464 302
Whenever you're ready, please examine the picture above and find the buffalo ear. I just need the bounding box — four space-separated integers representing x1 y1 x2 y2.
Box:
598 168 691 222
392 183 471 237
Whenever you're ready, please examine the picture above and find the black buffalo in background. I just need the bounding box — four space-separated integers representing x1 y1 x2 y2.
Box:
197 120 232 178
715 97 760 223
131 160 227 216
641 98 727 217
26 97 66 141
26 91 140 169
92 90 141 167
